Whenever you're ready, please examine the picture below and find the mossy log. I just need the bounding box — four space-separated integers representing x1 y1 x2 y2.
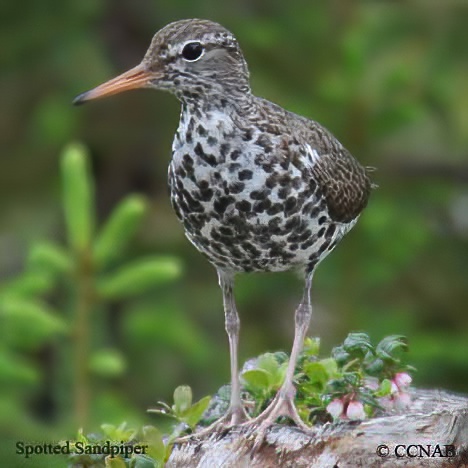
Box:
167 389 468 467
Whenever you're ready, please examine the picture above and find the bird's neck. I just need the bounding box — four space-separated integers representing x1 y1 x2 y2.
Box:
177 87 254 118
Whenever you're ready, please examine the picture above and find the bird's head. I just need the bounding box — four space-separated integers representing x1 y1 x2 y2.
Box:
74 19 250 106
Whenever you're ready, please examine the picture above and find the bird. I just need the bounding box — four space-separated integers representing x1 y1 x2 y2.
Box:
74 18 372 439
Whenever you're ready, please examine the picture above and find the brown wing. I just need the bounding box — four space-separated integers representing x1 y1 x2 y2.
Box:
309 146 372 223
289 114 373 223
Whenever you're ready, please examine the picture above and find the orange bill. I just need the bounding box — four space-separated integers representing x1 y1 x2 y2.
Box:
73 63 158 105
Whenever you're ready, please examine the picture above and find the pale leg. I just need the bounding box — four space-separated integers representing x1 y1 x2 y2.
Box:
218 270 247 424
246 273 314 442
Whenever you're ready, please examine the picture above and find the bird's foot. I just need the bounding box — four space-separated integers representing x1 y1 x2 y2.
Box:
242 390 311 453
175 404 249 443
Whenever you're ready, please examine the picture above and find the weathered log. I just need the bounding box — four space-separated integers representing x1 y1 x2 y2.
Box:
168 389 468 467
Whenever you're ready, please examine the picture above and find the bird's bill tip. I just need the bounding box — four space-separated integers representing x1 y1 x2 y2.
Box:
72 63 155 106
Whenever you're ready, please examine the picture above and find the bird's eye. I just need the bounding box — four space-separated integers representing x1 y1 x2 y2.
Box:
182 42 204 61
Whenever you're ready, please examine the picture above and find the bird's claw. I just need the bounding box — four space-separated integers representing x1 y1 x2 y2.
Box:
242 392 312 454
175 405 249 443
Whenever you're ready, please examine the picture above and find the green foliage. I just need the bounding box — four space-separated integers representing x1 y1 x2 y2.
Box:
71 333 413 466
68 423 170 468
97 257 181 300
149 385 211 431
0 143 183 442
61 143 95 253
237 333 412 424
93 195 148 268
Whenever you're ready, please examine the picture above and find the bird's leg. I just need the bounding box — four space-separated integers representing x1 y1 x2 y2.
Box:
218 270 248 425
246 274 314 446
176 271 247 443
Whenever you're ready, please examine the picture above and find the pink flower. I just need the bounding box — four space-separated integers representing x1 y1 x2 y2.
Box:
327 398 366 420
393 372 412 390
346 401 366 420
379 372 412 411
326 398 344 419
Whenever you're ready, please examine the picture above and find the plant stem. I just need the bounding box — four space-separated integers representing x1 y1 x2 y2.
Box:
74 248 94 429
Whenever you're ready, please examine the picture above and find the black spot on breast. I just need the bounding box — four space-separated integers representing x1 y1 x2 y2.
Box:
219 226 234 236
181 189 204 212
255 134 273 153
253 199 272 213
278 187 290 200
230 149 242 161
197 125 207 136
194 142 217 166
326 224 336 238
236 200 251 212
207 136 217 146
229 182 245 194
310 206 321 217
242 128 254 141
266 174 278 189
280 159 290 170
220 143 231 158
284 197 298 214
292 177 302 189
213 196 235 215
285 216 300 231
199 188 213 202
175 166 187 178
194 143 204 156
267 203 283 216
278 174 291 186
249 190 270 200
268 217 282 234
238 170 253 181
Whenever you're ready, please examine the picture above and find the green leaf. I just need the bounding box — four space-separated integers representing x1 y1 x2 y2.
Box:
28 241 73 275
343 332 373 358
375 378 392 397
180 395 211 428
1 298 68 348
241 368 271 392
319 358 339 378
173 386 192 415
101 422 136 441
142 426 166 466
133 454 161 468
105 456 126 468
0 350 38 385
303 361 329 390
256 353 281 377
94 195 148 268
89 349 126 378
61 142 95 252
376 335 408 363
97 257 182 299
364 357 385 375
1 271 55 298
303 337 320 357
331 345 350 365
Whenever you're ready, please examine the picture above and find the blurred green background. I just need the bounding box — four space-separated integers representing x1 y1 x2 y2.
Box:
1 0 468 464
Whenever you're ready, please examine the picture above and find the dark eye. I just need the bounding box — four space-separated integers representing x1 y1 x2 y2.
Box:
182 42 204 61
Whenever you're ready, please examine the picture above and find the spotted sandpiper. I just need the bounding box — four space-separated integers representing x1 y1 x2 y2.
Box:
75 18 372 440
